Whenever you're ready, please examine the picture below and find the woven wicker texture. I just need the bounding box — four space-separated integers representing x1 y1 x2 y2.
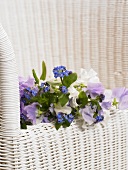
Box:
0 0 128 88
0 1 128 169
1 110 128 170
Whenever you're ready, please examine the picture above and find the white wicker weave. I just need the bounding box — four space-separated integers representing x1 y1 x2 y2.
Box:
0 0 128 88
0 1 128 169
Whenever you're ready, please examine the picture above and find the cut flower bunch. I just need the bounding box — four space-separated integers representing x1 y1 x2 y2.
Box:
19 61 128 130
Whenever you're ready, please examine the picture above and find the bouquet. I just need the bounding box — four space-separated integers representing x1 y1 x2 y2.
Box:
19 61 128 130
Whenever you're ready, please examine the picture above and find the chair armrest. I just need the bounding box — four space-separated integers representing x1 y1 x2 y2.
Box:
0 24 20 137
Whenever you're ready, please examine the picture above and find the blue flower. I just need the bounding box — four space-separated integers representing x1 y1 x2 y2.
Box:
41 83 45 88
53 66 71 78
96 115 104 122
20 113 27 121
26 87 32 92
24 92 31 100
60 86 68 94
99 94 105 102
65 113 74 123
31 89 38 96
44 86 50 93
57 112 64 123
40 82 50 93
64 70 72 76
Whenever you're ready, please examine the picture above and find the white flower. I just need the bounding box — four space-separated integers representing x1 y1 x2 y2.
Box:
54 103 71 115
71 68 100 87
80 68 100 84
68 85 79 107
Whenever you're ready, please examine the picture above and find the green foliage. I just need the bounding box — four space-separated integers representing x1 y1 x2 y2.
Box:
55 119 71 130
58 93 70 107
55 122 62 130
63 73 77 87
77 91 88 107
32 69 39 84
20 119 32 129
40 61 47 80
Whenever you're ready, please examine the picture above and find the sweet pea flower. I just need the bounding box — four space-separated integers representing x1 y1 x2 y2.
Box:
87 82 104 98
79 106 96 125
54 103 71 115
68 85 79 107
23 103 38 124
42 117 50 123
19 76 35 97
112 87 128 110
80 68 100 83
101 89 112 110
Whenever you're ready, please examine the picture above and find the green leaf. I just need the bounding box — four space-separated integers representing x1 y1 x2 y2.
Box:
62 119 70 128
32 69 39 84
20 119 27 129
93 112 98 118
63 73 77 87
40 61 47 80
78 91 88 107
58 93 69 107
55 122 62 130
91 99 101 111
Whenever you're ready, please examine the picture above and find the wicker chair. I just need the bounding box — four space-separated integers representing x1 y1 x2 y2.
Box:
0 1 128 169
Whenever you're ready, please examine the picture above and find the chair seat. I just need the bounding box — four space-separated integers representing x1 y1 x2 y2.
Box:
8 109 127 170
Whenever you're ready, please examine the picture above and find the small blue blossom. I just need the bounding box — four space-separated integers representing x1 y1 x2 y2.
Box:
24 92 31 100
60 86 68 94
57 112 64 123
44 86 50 93
53 66 71 78
40 82 50 93
31 89 38 96
20 113 27 121
65 113 74 123
26 87 32 92
96 115 104 122
64 70 72 76
21 97 26 104
41 83 45 88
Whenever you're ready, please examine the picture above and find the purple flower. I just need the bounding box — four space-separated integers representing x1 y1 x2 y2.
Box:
101 101 111 110
112 87 128 110
87 82 104 98
118 95 128 110
112 87 128 100
19 76 35 97
80 106 96 125
23 103 38 124
42 117 50 123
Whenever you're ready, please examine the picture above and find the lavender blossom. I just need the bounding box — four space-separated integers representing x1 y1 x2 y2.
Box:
19 76 35 97
112 87 128 110
23 103 38 124
79 106 96 125
87 82 104 98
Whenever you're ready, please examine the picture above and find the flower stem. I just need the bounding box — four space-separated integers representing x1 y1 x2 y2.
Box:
60 77 63 85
